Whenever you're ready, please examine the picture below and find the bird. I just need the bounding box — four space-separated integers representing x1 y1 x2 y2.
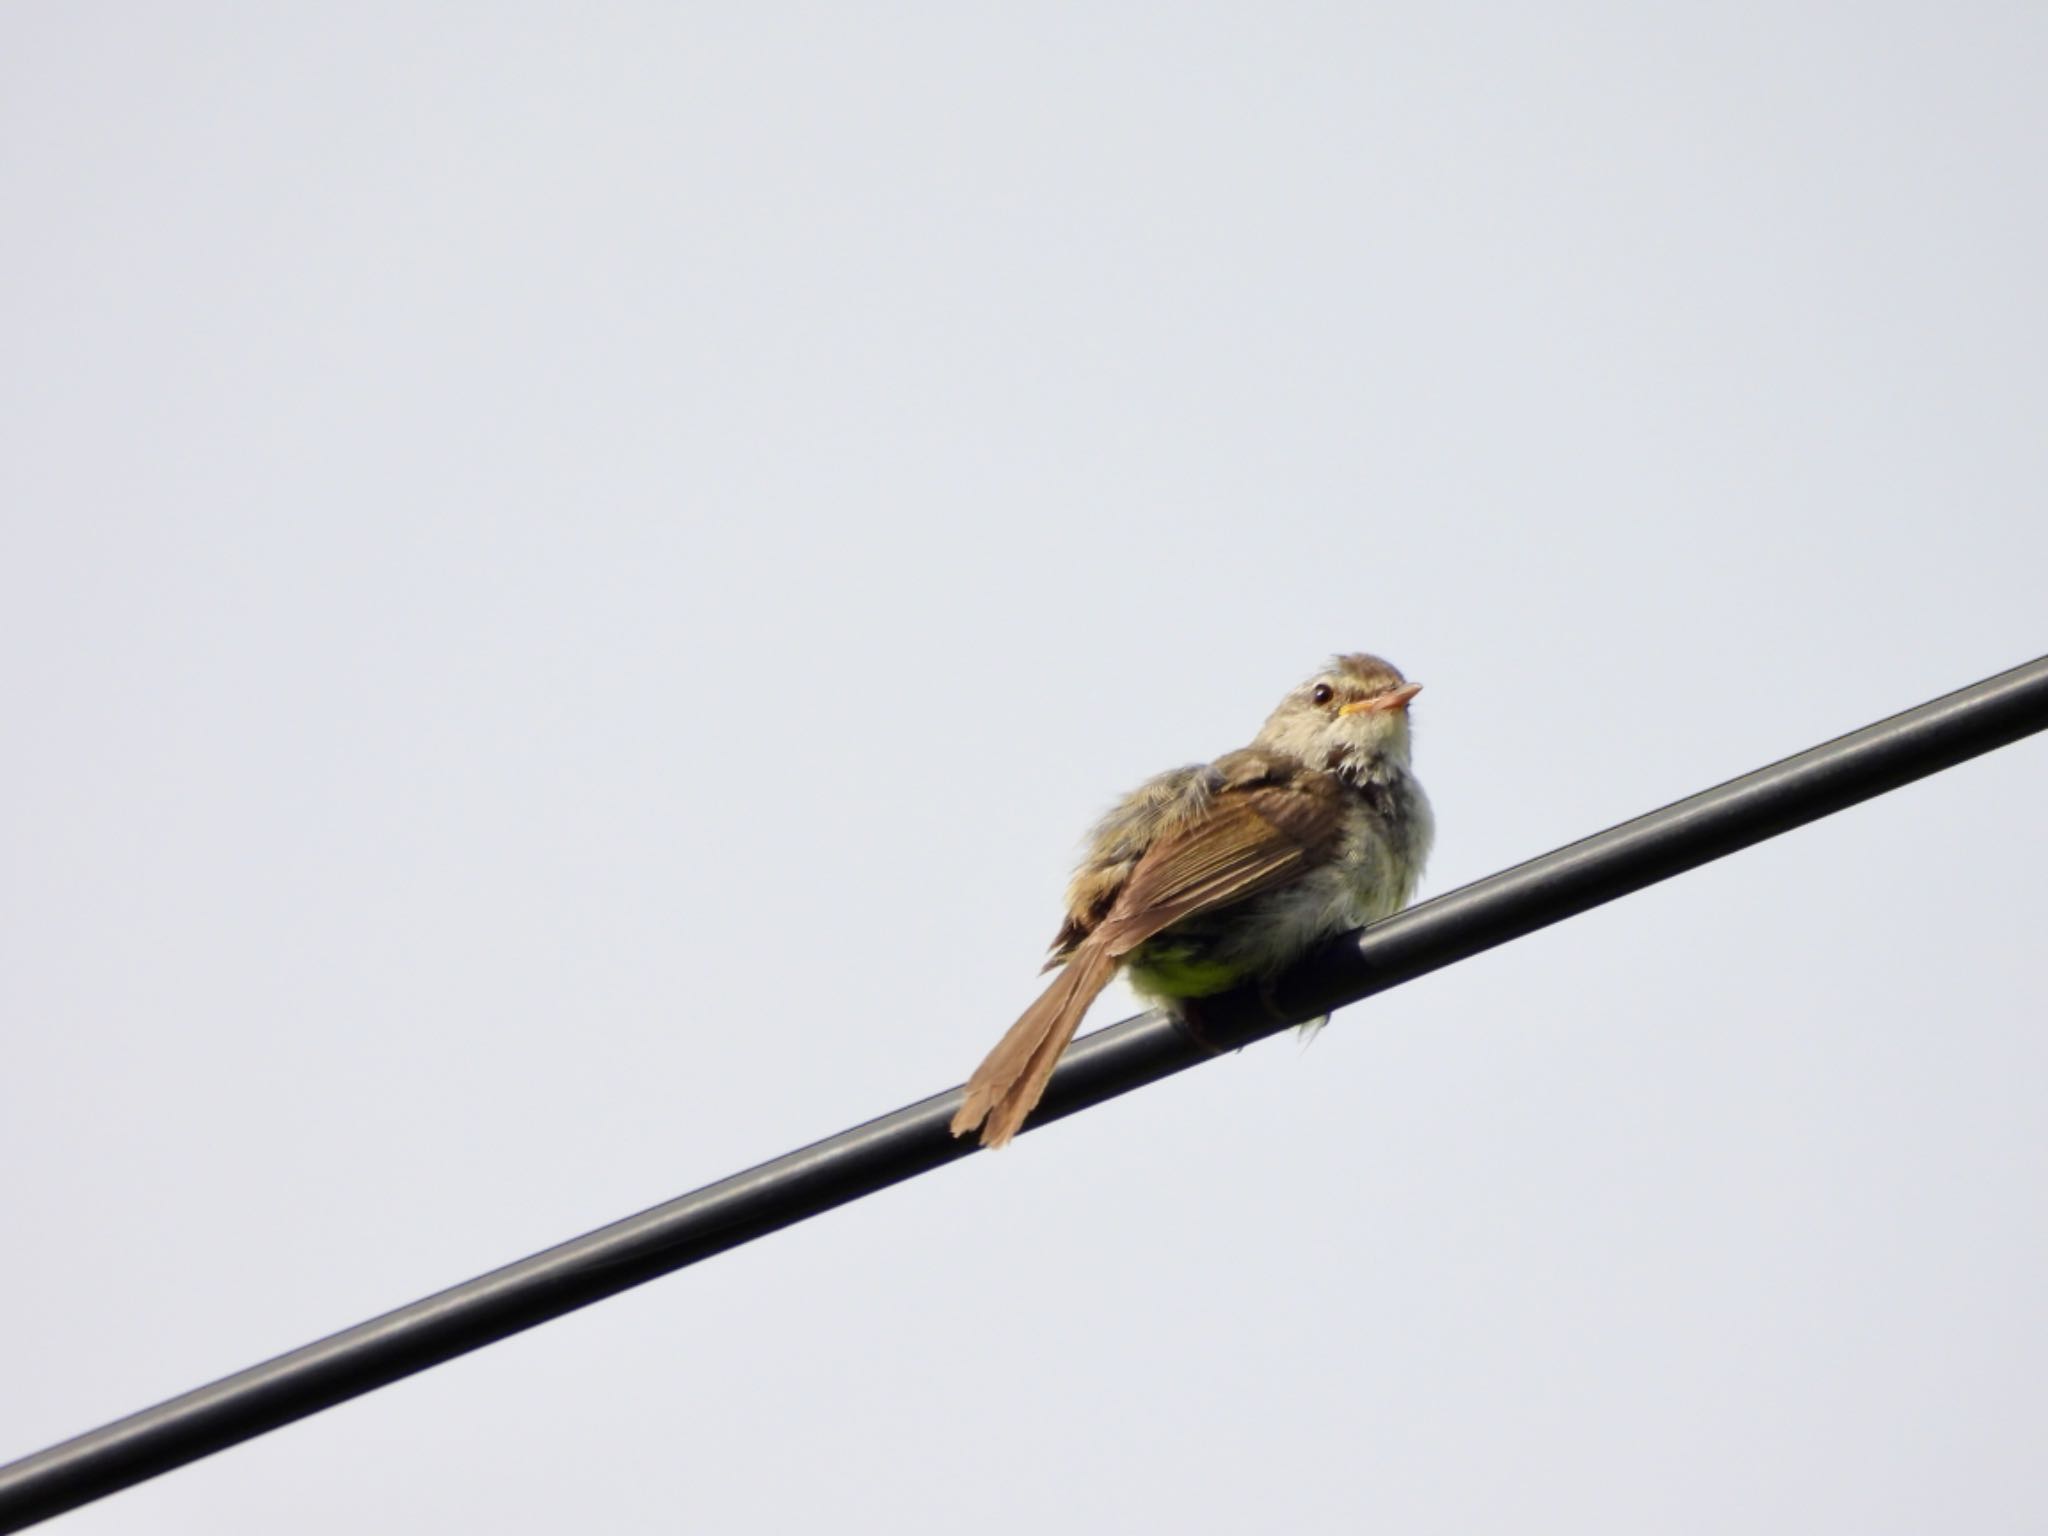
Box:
950 653 1434 1148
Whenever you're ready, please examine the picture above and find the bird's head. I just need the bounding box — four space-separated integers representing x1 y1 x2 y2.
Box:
1254 653 1422 776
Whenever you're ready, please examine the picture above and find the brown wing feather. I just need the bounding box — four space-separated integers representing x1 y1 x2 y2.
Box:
1045 764 1219 963
1094 780 1342 956
953 770 1344 1147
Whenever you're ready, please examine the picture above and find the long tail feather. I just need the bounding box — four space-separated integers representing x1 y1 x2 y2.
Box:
950 941 1119 1148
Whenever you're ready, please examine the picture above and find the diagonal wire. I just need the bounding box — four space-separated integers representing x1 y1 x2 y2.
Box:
4 653 2046 1533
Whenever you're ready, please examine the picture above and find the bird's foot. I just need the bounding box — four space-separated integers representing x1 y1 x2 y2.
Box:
1169 997 1232 1057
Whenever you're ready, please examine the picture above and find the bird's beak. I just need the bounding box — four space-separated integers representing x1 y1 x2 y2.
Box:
1340 683 1423 716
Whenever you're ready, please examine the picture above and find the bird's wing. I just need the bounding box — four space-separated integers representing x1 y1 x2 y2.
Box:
1090 774 1343 958
1047 763 1218 961
955 768 1342 1147
1048 752 1335 960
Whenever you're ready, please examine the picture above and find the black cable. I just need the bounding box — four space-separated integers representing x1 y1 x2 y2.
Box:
4 653 2046 1533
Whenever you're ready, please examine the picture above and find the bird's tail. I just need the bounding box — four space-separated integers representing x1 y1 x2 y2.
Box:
950 940 1119 1148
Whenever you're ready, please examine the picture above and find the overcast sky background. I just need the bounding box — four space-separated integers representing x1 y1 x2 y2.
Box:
5 5 2046 1532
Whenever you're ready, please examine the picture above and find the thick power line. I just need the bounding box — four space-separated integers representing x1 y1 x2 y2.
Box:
4 653 2046 1533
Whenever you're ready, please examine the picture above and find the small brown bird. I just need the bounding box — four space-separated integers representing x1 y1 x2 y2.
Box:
951 654 1434 1148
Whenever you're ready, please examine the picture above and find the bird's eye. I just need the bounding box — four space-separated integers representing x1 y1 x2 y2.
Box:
1311 683 1335 706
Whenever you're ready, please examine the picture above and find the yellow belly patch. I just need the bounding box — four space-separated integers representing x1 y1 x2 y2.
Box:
1125 943 1245 999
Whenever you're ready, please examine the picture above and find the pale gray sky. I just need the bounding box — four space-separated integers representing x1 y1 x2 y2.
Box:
4 5 2046 1532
